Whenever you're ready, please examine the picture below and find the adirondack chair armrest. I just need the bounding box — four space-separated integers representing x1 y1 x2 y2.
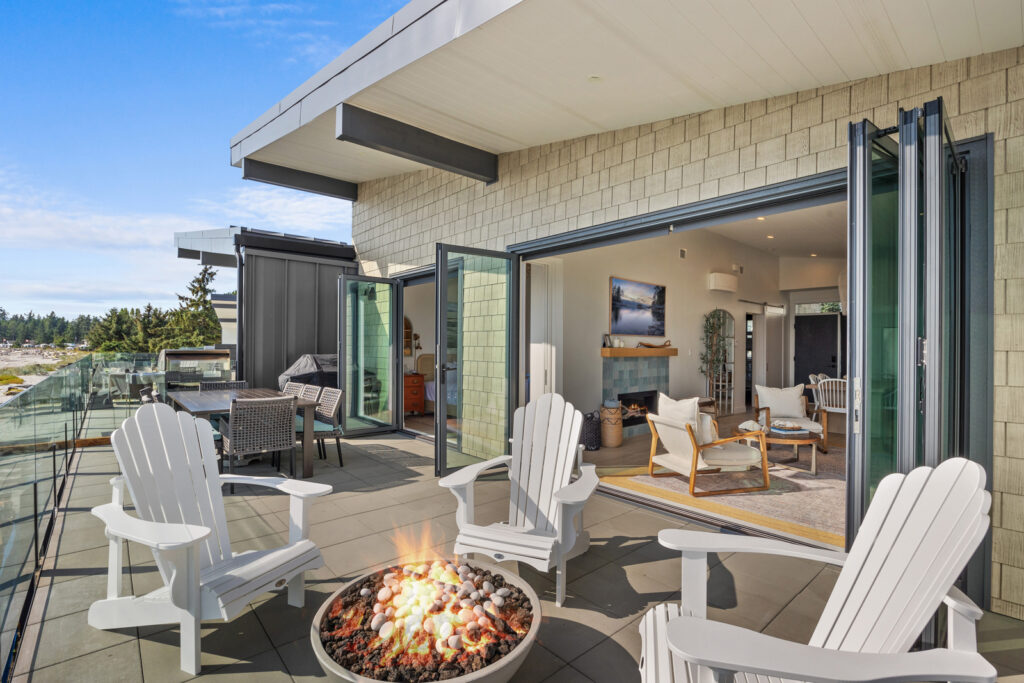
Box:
439 455 512 528
944 585 984 621
554 464 599 508
91 503 211 550
438 455 512 489
944 585 985 652
657 528 848 565
666 616 996 683
218 474 331 498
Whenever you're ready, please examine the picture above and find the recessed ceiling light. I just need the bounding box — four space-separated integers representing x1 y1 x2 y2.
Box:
766 234 775 239
756 216 766 221
810 253 818 257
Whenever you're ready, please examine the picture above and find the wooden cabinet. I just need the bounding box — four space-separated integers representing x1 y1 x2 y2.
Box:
404 373 425 414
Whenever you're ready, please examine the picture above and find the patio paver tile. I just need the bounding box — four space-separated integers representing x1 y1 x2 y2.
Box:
13 609 138 676
13 641 143 683
138 608 275 683
568 614 643 683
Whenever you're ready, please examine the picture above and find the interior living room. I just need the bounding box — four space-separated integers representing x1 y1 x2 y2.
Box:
401 280 436 436
526 200 849 548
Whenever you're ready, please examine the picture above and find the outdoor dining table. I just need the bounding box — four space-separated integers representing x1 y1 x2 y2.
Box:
166 387 320 478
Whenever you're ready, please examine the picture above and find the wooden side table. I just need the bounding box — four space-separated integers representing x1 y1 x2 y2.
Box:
733 427 821 476
404 373 425 414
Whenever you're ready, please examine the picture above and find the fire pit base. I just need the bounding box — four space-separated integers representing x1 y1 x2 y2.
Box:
310 560 541 683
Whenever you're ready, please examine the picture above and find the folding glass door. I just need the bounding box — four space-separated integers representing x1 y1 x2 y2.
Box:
847 97 965 540
434 245 519 476
338 275 400 435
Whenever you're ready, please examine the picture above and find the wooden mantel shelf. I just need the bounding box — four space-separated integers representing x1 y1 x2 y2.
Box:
600 347 679 358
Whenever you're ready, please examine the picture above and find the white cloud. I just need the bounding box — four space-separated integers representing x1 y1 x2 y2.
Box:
194 184 352 239
172 0 342 67
0 168 351 316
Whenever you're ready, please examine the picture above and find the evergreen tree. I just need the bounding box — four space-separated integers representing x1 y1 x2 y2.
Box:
153 266 221 349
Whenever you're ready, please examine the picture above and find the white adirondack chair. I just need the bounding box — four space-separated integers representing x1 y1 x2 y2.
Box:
88 403 332 674
638 457 995 683
439 393 599 607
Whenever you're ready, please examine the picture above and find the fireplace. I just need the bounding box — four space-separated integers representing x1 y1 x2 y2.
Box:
618 390 658 428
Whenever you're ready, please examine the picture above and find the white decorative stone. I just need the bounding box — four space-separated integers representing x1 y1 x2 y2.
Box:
359 588 371 597
377 587 392 602
482 581 495 595
496 587 511 597
447 634 463 650
370 613 386 631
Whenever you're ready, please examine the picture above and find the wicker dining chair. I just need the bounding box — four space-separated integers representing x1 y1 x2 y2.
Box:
218 396 298 477
283 382 303 397
299 384 323 403
199 380 248 391
313 388 345 467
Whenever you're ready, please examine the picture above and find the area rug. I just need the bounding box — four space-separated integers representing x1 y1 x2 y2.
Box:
601 454 846 548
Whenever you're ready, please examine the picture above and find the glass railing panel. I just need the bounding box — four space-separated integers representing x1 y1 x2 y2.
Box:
0 352 103 677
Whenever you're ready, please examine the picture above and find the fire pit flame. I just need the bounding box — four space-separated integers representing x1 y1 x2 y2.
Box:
316 526 534 681
328 558 523 667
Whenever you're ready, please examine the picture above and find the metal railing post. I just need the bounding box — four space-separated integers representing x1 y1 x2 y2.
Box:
32 482 39 568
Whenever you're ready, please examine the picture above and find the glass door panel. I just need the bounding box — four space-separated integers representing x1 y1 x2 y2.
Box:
847 119 900 538
435 245 519 476
339 275 399 435
847 97 966 544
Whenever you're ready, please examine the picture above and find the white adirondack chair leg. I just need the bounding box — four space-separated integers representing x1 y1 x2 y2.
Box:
555 557 567 607
106 477 125 600
180 546 202 675
680 551 707 619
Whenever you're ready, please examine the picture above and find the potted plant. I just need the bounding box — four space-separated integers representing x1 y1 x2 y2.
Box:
699 310 729 395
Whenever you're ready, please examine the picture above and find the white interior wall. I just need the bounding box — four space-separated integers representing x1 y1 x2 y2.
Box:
778 257 845 291
402 281 435 373
552 230 784 415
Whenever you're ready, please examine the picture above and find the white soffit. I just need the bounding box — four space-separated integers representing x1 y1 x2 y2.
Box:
232 0 1024 183
706 201 848 259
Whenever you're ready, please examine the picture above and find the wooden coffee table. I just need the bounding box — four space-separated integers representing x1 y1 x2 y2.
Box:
733 427 821 476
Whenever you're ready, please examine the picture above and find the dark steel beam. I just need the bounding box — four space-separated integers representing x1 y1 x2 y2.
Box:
336 104 498 184
242 158 358 201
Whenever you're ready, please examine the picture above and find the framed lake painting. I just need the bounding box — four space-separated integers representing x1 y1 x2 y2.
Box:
609 276 666 336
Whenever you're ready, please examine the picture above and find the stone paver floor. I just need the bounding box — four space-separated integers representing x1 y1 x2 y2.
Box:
11 424 1024 681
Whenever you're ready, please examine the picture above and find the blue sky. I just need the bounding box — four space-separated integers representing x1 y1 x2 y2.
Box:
0 0 403 317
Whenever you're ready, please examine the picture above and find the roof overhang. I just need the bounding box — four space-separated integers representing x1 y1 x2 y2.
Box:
174 227 358 266
232 0 1024 194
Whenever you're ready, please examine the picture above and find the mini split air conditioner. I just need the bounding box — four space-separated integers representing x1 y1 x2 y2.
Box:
707 272 738 293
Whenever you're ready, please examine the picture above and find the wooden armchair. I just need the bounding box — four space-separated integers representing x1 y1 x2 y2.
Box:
646 409 769 497
753 387 828 452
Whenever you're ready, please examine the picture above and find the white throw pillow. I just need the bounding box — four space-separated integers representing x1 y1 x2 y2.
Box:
755 384 806 419
656 394 705 441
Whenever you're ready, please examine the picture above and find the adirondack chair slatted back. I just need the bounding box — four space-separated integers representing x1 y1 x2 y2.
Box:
508 393 583 533
110 404 232 579
810 457 990 654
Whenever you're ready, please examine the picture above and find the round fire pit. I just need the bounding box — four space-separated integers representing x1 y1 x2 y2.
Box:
311 559 540 683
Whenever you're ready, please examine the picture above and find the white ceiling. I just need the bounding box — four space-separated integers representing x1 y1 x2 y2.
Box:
706 201 848 259
234 0 1024 183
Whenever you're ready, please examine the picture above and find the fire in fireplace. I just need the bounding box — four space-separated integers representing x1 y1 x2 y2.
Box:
618 390 658 427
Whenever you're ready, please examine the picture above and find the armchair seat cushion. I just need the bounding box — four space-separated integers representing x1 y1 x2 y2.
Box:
700 442 762 468
294 416 338 433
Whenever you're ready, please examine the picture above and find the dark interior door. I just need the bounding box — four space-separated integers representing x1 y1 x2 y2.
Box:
794 314 838 398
